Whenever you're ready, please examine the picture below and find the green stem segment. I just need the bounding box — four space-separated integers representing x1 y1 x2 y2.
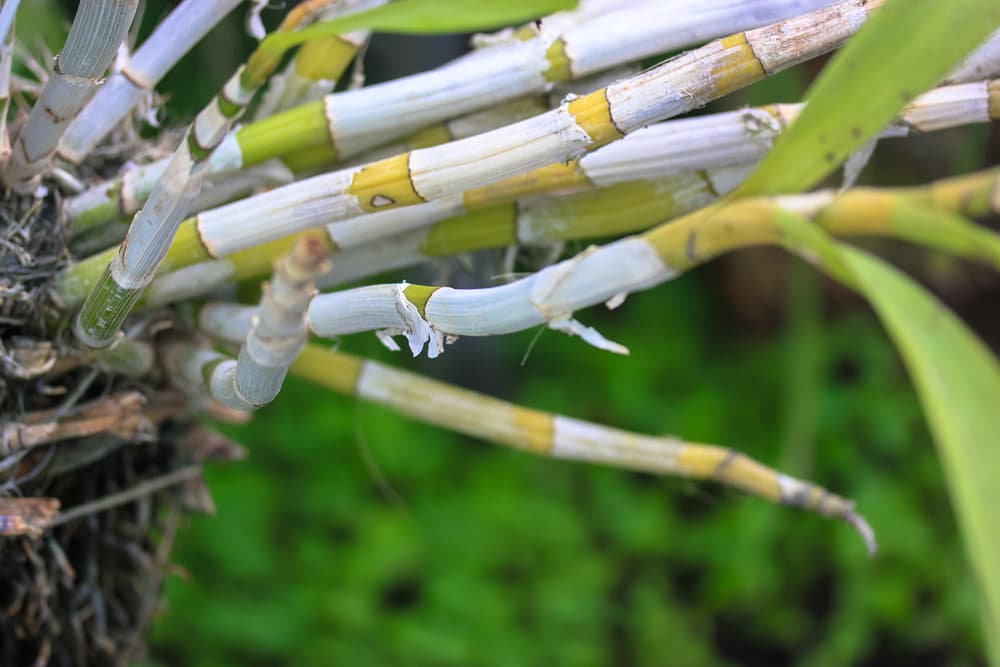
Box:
74 268 142 349
72 25 299 347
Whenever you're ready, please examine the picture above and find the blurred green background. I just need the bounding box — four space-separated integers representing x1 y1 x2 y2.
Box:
29 2 1000 664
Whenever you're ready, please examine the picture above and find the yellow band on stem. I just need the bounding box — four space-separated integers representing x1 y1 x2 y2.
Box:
643 200 779 271
422 204 518 256
814 190 897 235
463 160 589 210
294 36 357 80
228 231 337 284
513 409 555 455
289 344 364 396
403 284 440 319
712 33 767 96
543 38 572 83
567 90 624 148
675 445 781 503
988 80 1000 120
923 169 1000 217
162 218 214 271
348 153 426 212
406 124 452 149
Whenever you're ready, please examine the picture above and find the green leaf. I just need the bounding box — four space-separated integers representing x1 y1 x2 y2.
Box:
738 0 1000 196
840 247 1000 660
262 0 577 57
774 212 1000 658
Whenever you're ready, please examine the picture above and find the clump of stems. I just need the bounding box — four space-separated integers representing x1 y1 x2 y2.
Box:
2 0 139 190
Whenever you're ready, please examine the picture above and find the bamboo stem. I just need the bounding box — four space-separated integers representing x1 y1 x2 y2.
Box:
201 337 880 553
2 0 139 191
196 175 1000 357
0 0 19 54
61 0 838 232
68 0 885 340
60 72 998 307
57 0 245 164
216 235 330 410
63 94 547 237
145 170 733 307
253 13 371 120
253 32 368 119
168 236 330 411
72 1 346 349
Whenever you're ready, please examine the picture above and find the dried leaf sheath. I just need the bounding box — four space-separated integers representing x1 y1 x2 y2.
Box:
0 497 59 538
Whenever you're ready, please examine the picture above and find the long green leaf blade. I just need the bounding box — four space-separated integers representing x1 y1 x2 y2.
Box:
839 246 1000 655
738 0 1000 196
261 0 576 57
772 211 1000 659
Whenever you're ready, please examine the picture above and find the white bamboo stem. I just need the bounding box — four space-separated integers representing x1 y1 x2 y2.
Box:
63 0 838 229
140 167 742 308
191 71 988 268
68 71 995 312
57 0 244 164
251 0 393 119
75 1 377 348
66 70 995 242
336 75 998 249
307 237 670 357
190 0 880 261
0 0 18 45
344 96 551 168
76 0 883 348
72 61 257 347
316 169 740 288
199 173 995 361
63 96 547 234
211 236 330 410
197 160 297 211
307 0 835 161
2 0 138 191
183 337 877 552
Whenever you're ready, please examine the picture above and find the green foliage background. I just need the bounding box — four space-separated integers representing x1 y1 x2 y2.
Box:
30 2 999 664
